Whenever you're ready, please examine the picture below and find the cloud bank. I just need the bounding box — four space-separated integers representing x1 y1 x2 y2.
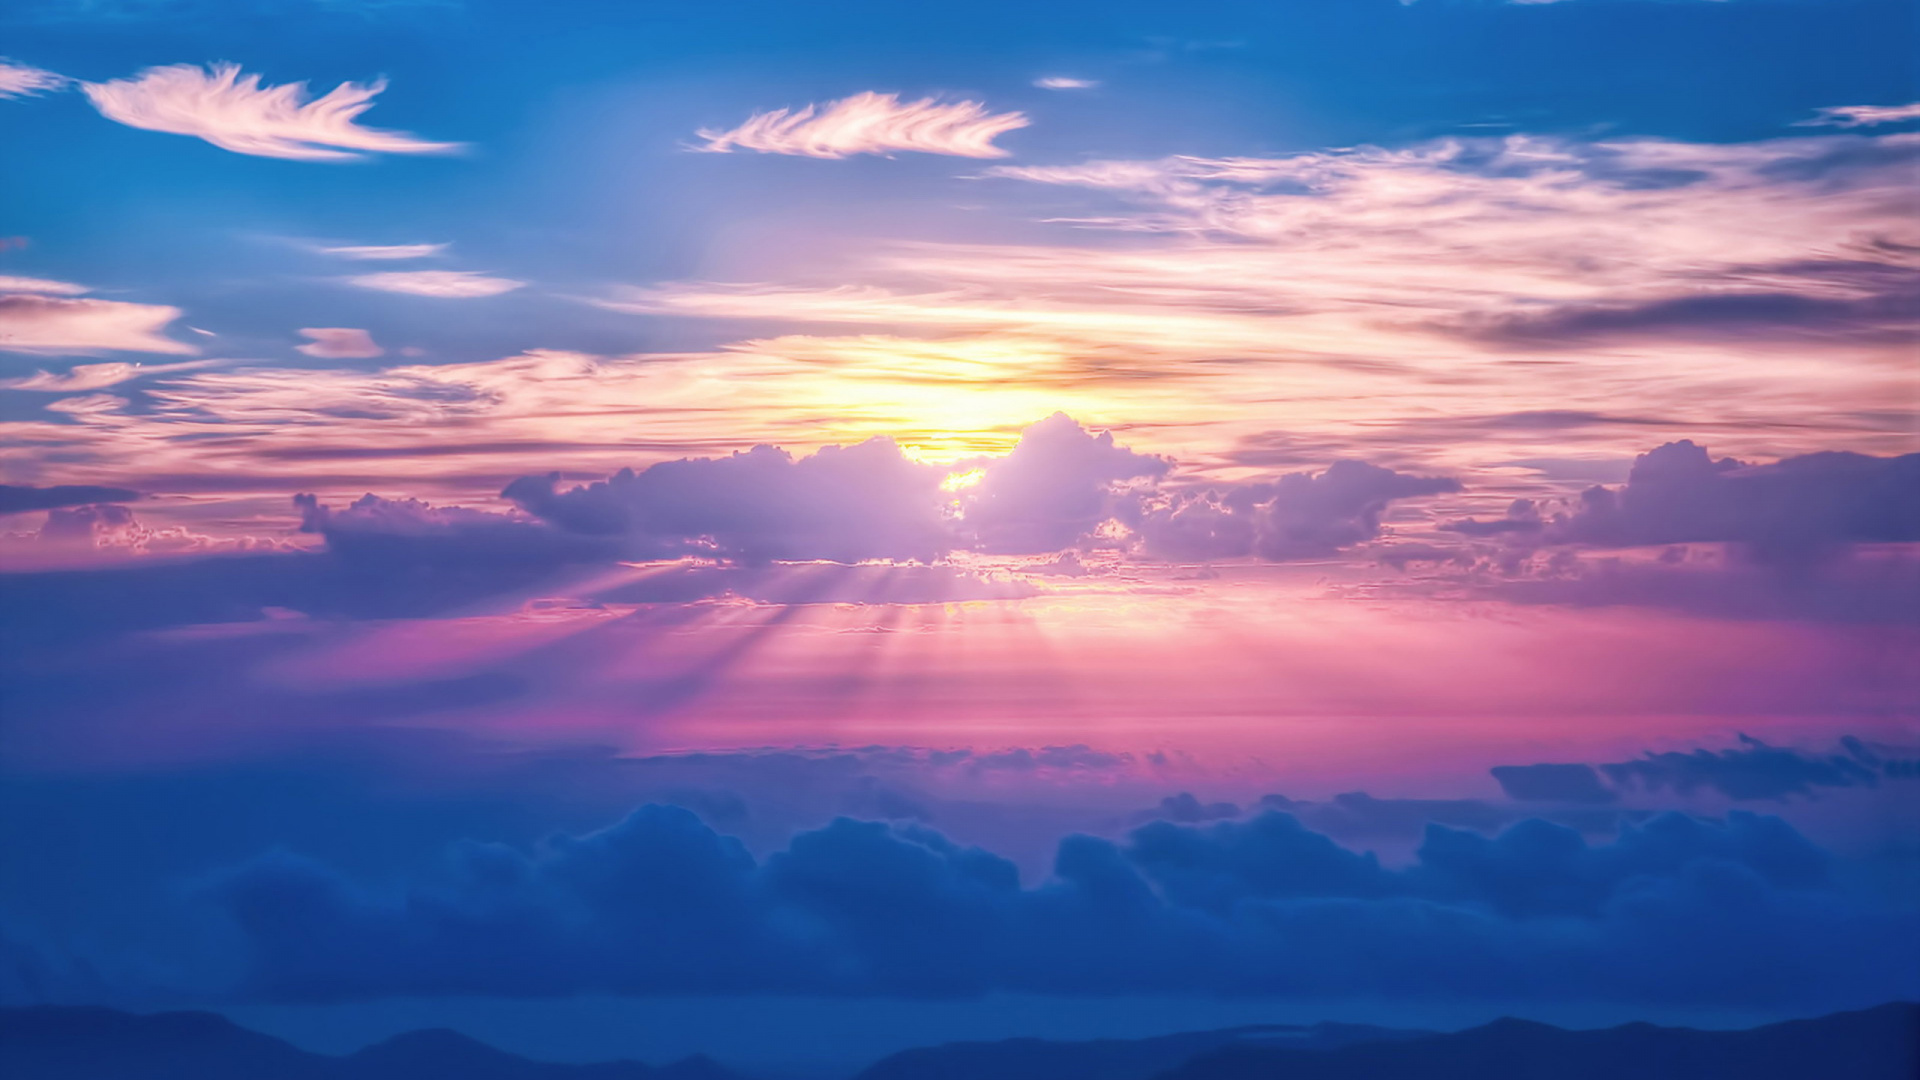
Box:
81 63 460 161
697 92 1028 158
205 805 1917 1009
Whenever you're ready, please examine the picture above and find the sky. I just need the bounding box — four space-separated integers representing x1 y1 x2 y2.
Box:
0 0 1917 1075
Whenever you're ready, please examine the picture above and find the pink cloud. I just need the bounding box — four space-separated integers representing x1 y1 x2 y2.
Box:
295 327 384 359
0 59 66 99
345 270 525 298
0 293 196 355
696 91 1028 159
81 63 462 161
1798 102 1920 128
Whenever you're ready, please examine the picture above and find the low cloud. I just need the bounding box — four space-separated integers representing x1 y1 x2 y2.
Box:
1136 461 1460 562
1555 441 1918 563
0 293 195 355
295 327 383 359
696 91 1028 158
0 484 140 515
344 270 524 298
203 804 1916 1009
1493 736 1904 804
81 63 461 161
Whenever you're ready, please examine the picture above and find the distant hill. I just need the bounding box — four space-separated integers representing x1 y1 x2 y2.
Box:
853 1021 1431 1080
1155 1003 1919 1080
0 1006 745 1080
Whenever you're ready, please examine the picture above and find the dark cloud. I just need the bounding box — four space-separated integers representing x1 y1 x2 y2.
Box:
1459 257 1920 348
1137 461 1460 562
1554 441 1919 562
1493 736 1902 805
1491 763 1617 804
201 805 1918 1009
0 485 140 515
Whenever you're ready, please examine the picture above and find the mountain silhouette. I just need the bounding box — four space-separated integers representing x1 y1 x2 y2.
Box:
853 1021 1428 1080
1154 1003 1918 1080
0 1006 745 1080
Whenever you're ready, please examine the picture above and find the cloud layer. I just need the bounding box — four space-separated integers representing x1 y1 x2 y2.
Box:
81 63 460 161
697 92 1028 158
205 805 1917 1009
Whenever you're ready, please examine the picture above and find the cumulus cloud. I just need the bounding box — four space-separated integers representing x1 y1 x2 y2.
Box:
504 436 956 564
317 243 447 260
295 492 620 571
696 91 1028 158
0 59 67 99
81 63 461 161
294 327 382 359
344 270 524 298
1799 102 1920 128
0 293 195 355
203 804 1917 1008
962 412 1169 553
1136 461 1460 562
1555 441 1918 563
0 484 140 515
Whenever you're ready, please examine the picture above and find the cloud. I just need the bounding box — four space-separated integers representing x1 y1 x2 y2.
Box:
317 243 448 260
0 484 140 515
202 804 1918 1008
2 360 214 392
0 276 87 295
0 59 66 99
344 270 524 298
1494 736 1904 804
1799 102 1920 128
1136 461 1460 562
1490 763 1617 804
1034 77 1097 90
80 63 461 161
696 92 1028 159
0 294 195 355
1555 441 1919 563
295 327 383 359
503 435 957 564
961 412 1169 553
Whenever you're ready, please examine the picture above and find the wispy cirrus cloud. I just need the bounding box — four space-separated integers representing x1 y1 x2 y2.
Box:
1798 102 1920 128
344 269 524 297
696 91 1028 159
0 58 67 98
0 293 195 355
1034 76 1098 90
317 242 448 260
81 63 462 161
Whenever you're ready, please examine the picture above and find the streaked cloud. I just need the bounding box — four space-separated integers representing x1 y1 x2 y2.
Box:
696 91 1028 159
0 58 67 98
317 242 448 260
1034 76 1098 90
2 359 215 391
0 293 195 355
1798 102 1920 128
0 275 89 295
81 63 462 161
295 326 383 358
344 269 524 297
